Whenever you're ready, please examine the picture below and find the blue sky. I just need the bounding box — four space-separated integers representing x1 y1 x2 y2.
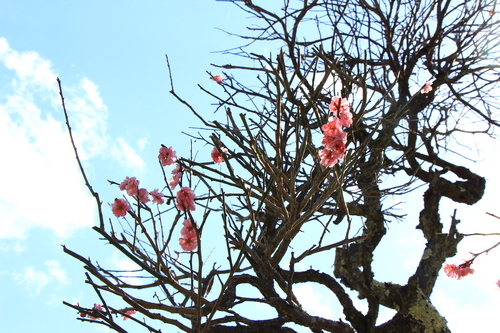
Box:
1 1 500 332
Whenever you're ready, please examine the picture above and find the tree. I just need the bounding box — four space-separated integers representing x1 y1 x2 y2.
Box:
61 0 500 332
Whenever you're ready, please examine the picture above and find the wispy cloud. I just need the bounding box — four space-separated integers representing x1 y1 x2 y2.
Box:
111 137 146 172
14 260 69 296
45 260 69 285
14 267 50 296
0 37 145 239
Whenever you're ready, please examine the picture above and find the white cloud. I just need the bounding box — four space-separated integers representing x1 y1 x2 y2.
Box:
63 78 109 161
433 288 500 332
14 260 68 296
0 239 25 253
0 37 145 239
0 38 57 94
111 137 146 172
138 137 148 151
45 260 69 285
15 267 50 295
293 283 335 318
81 78 105 110
0 93 95 238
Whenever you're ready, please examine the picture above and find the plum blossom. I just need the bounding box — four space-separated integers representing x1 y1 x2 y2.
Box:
81 303 104 320
179 219 198 251
329 96 350 116
211 145 228 165
421 80 433 94
322 126 347 147
319 96 352 167
322 137 346 159
169 163 182 190
179 235 198 251
119 176 139 196
111 198 131 217
158 146 177 166
150 189 165 205
181 219 196 238
339 108 353 127
329 97 353 127
137 188 150 203
443 261 475 279
496 279 500 289
212 74 223 83
176 187 196 211
319 149 340 167
321 117 343 137
122 310 137 320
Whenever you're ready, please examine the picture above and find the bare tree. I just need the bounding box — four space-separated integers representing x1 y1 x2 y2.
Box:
62 0 500 332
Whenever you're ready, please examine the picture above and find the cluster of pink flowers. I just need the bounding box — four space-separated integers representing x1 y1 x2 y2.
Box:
421 80 433 94
319 96 353 167
443 260 475 280
179 219 198 251
150 189 165 205
79 303 104 320
176 186 196 211
158 146 177 166
212 74 223 83
119 176 140 196
111 176 165 217
211 144 228 165
158 146 184 190
111 145 199 253
169 163 183 190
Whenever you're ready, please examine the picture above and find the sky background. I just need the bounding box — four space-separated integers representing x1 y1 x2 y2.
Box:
1 1 500 332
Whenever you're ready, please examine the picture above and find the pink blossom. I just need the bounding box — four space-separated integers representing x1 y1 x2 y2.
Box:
322 129 347 146
179 235 198 251
137 188 150 203
123 310 137 320
150 189 165 205
321 117 343 137
119 177 140 196
339 109 353 128
329 97 350 116
443 261 475 280
211 146 228 165
181 219 197 238
176 187 196 211
86 304 104 320
421 81 433 94
319 149 340 167
158 146 177 166
112 198 131 217
169 163 182 190
322 137 346 159
318 95 352 168
496 279 500 289
212 75 223 83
